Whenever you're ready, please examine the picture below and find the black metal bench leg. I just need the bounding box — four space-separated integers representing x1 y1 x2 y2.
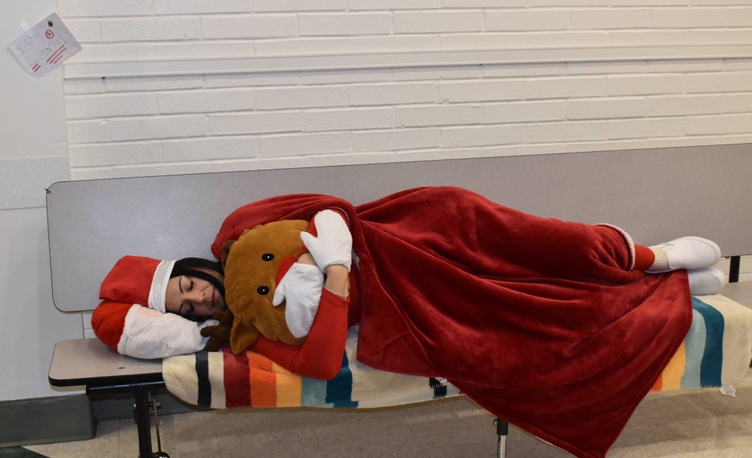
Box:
494 418 509 458
133 387 154 458
730 255 741 283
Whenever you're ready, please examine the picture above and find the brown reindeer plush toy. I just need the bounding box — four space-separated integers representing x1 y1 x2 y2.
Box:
201 219 309 354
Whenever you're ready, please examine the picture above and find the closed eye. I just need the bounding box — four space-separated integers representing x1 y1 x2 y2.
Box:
179 276 194 293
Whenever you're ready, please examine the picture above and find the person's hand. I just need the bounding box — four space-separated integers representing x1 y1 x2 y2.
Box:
300 210 352 272
273 262 324 338
200 309 234 351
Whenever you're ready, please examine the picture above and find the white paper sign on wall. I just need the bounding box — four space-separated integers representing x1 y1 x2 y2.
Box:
7 13 81 78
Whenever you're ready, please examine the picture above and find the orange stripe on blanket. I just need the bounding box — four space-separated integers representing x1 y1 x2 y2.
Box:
237 350 302 407
650 341 687 392
243 351 277 406
246 352 275 371
650 375 662 392
274 372 303 407
249 368 277 407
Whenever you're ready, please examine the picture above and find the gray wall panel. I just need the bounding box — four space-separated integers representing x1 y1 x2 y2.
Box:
47 144 752 312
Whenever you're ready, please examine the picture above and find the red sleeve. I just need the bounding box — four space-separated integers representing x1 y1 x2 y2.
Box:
248 288 349 380
91 300 133 350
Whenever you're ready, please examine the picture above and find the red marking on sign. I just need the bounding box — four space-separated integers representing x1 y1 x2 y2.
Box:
32 64 40 72
47 45 65 63
52 48 67 65
46 29 54 39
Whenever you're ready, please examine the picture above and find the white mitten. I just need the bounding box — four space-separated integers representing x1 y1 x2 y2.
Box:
119 305 219 359
300 209 353 272
273 262 325 338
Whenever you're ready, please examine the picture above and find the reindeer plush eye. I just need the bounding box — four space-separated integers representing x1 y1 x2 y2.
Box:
257 285 270 295
262 253 274 261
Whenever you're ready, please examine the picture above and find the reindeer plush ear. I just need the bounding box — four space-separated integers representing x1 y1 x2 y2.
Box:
220 240 235 269
230 319 260 355
220 227 260 269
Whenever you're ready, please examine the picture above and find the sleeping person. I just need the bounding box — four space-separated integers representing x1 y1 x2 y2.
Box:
91 186 725 458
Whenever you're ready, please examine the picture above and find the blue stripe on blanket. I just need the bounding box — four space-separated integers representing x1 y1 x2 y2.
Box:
325 352 358 408
682 298 727 389
301 377 328 407
681 308 706 388
692 297 725 387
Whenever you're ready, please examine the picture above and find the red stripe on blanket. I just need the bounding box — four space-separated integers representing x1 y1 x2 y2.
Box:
222 348 251 407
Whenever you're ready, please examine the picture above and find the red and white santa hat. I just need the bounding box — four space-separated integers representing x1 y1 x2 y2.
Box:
99 256 176 313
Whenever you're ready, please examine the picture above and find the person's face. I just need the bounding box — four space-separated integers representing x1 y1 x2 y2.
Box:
165 275 226 318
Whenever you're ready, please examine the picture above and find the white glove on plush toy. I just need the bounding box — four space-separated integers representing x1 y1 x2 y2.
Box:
273 262 325 338
300 209 353 272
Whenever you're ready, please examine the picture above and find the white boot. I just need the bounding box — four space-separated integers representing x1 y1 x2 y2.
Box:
647 237 721 273
688 267 726 296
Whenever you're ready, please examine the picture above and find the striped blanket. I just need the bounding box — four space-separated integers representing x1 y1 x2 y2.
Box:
163 294 752 409
650 294 752 392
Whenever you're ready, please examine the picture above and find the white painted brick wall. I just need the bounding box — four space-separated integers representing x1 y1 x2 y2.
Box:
723 93 752 113
258 132 351 157
485 10 570 32
686 72 752 93
567 98 647 120
109 115 207 141
395 105 482 127
393 11 483 34
155 0 253 15
651 8 729 29
209 112 303 135
63 78 105 95
158 88 255 114
202 15 298 39
729 8 752 27
439 33 528 50
299 13 392 36
572 9 652 30
440 80 525 103
526 77 607 99
349 82 437 106
59 0 154 17
255 38 349 56
69 142 161 167
608 75 685 96
105 75 205 92
58 0 752 183
305 108 395 131
253 0 347 13
67 120 109 144
484 101 566 123
442 125 526 147
348 36 441 53
607 118 685 140
255 86 349 109
63 19 102 42
686 113 752 135
66 93 158 119
162 137 259 161
527 121 610 143
101 17 201 42
645 95 725 117
353 128 441 152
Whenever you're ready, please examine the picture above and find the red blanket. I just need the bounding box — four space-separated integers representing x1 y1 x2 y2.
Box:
212 186 692 458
